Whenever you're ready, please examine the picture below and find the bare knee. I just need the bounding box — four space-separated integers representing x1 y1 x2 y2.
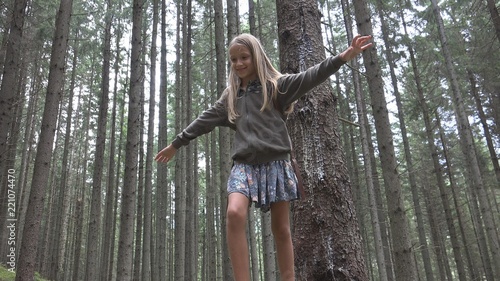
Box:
226 205 248 231
227 206 245 222
272 222 291 241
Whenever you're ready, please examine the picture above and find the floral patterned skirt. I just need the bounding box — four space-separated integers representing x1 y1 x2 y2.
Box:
227 160 300 212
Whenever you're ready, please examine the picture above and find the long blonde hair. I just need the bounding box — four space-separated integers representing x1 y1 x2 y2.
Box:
226 34 284 123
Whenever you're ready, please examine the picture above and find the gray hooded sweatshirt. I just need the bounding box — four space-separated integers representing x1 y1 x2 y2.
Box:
171 55 346 165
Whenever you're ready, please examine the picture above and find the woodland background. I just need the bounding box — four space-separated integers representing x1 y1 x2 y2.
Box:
0 0 499 280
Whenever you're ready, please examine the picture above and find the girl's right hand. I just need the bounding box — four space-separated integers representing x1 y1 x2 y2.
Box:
155 144 177 163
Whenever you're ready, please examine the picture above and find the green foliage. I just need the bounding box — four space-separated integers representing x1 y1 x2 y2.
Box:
0 265 50 281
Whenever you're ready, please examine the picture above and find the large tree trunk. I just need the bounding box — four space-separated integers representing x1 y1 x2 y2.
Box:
275 1 367 280
116 0 143 279
15 0 73 279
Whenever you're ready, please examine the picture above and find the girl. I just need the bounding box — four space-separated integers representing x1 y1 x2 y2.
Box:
155 33 372 281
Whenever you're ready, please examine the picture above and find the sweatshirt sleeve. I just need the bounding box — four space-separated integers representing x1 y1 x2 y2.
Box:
172 93 230 149
276 55 346 109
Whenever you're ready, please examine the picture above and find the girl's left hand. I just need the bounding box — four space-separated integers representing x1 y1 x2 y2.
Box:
155 144 177 163
340 34 373 62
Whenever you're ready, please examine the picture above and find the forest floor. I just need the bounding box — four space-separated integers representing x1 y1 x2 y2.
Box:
0 265 49 281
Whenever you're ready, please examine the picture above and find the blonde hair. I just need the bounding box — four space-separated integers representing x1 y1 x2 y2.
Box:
226 34 288 123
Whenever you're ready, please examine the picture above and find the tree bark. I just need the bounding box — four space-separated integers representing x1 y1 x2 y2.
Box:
71 91 92 281
116 0 143 279
173 0 187 279
261 212 276 280
155 0 169 279
485 0 500 45
0 0 28 185
54 28 79 280
142 0 158 280
340 0 388 279
15 0 73 279
214 0 232 278
275 0 367 280
468 70 500 188
377 0 436 279
430 0 500 277
101 18 123 280
85 0 112 278
352 0 416 280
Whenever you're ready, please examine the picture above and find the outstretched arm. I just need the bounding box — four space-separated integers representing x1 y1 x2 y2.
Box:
339 34 373 62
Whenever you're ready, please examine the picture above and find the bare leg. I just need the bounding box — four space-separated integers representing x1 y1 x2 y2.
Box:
271 201 295 281
227 193 251 281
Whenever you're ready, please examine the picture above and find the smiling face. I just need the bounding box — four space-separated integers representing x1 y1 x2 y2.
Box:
229 43 257 88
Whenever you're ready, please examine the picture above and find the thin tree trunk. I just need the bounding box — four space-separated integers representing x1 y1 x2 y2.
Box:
376 0 436 279
183 1 198 279
204 2 217 279
0 0 26 253
85 0 112 278
248 208 259 281
173 0 187 279
71 92 92 281
400 6 473 279
261 212 276 280
0 0 28 185
430 0 500 277
214 0 231 278
101 20 122 281
16 71 40 253
55 29 79 280
352 0 416 279
42 102 65 278
485 0 500 44
116 0 143 279
109 79 128 281
133 76 145 280
0 0 15 78
468 70 500 189
142 0 158 279
0 73 22 264
436 112 495 281
15 0 73 279
340 0 388 279
155 0 169 279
